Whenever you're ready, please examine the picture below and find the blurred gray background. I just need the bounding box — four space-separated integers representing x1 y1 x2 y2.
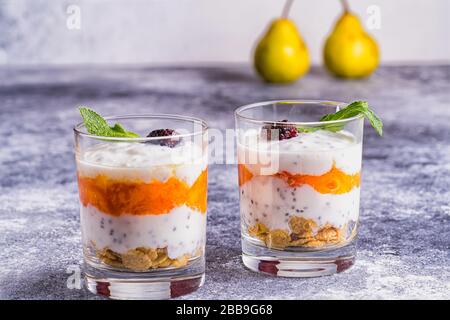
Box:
0 0 449 65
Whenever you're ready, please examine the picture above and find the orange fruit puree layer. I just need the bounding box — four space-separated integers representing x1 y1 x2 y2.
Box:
238 164 254 187
78 169 208 216
238 164 359 194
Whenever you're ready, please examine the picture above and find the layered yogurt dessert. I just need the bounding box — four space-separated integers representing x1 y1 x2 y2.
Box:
76 138 207 271
238 125 362 250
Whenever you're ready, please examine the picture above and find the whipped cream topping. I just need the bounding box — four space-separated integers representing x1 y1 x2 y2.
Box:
77 141 206 185
238 130 362 176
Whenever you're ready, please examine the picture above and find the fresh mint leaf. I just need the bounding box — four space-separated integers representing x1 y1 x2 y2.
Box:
110 123 127 135
78 107 139 138
111 123 139 137
297 101 383 136
296 126 320 133
320 101 383 136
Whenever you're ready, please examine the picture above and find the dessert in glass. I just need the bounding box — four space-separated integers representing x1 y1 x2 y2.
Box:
235 100 365 277
74 113 208 299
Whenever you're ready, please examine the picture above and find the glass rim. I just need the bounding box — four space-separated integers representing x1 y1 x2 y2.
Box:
234 100 364 126
74 113 208 142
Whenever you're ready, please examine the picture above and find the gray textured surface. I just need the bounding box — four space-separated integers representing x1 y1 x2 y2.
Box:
0 65 449 300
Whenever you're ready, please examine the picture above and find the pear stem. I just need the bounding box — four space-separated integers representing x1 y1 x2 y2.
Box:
340 0 350 13
282 0 294 18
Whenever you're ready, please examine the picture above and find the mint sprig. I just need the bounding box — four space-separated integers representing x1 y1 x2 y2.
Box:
297 101 383 136
78 107 139 138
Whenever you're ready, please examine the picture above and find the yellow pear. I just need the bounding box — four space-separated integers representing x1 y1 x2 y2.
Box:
324 1 379 78
254 0 310 83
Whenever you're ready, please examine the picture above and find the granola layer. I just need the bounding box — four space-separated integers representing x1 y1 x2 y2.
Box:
248 216 347 249
97 246 200 271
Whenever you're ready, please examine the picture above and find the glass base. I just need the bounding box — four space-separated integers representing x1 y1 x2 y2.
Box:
242 236 356 277
84 257 204 299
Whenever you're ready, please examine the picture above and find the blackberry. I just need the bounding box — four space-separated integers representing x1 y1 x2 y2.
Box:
146 129 181 147
262 120 298 141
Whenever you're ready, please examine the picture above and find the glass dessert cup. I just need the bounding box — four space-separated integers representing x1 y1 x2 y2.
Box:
235 100 363 277
74 115 208 299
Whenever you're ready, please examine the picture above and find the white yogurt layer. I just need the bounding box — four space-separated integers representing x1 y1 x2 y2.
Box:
240 175 360 231
77 141 207 185
81 205 206 259
238 130 362 176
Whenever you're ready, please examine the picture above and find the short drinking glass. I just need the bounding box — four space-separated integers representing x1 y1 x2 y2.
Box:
74 114 208 298
235 100 363 277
